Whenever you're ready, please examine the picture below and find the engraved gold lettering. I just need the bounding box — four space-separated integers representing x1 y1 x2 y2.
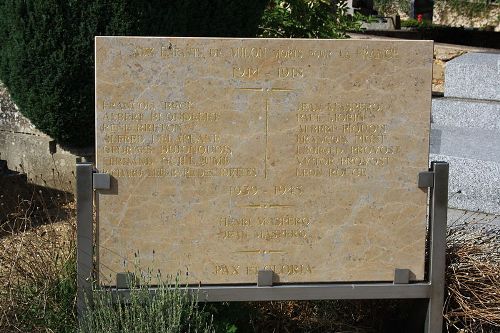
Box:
100 145 152 155
329 168 347 177
102 100 155 111
246 266 258 275
218 230 248 240
257 215 310 226
299 124 336 133
356 46 399 60
350 145 401 154
296 134 347 144
231 47 266 58
104 156 153 166
340 156 390 166
297 113 323 122
104 134 144 144
309 49 333 59
160 144 231 155
274 185 303 196
338 49 351 59
229 185 259 196
233 67 259 79
162 112 219 122
296 146 344 155
220 216 252 227
296 168 324 177
262 264 312 275
297 156 336 166
273 48 304 60
160 133 221 144
214 264 240 275
163 101 193 110
161 46 203 58
103 112 144 122
342 123 387 134
278 67 304 78
132 46 155 57
208 48 222 57
354 134 386 144
257 229 308 240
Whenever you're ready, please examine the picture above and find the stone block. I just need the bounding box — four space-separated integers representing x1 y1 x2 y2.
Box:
430 95 500 214
430 125 500 163
431 154 500 215
432 97 500 130
444 52 500 101
1 80 94 193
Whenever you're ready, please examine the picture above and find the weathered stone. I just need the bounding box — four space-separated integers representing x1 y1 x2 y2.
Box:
433 47 466 62
432 97 500 130
444 52 500 101
431 91 500 215
430 125 500 163
95 37 433 285
430 154 500 215
0 81 92 192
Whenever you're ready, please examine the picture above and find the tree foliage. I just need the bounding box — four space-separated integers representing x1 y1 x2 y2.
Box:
0 0 361 147
0 0 267 147
259 0 362 38
373 0 410 16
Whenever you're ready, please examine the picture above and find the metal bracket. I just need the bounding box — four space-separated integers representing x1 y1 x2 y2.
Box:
418 171 434 188
394 268 411 284
77 162 449 333
116 272 137 289
93 173 111 190
257 270 274 287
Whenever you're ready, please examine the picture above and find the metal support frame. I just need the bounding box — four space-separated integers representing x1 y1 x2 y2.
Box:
76 162 449 332
426 161 448 332
76 163 94 318
257 270 274 287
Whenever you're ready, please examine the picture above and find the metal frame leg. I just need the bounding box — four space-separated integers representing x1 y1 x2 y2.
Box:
425 161 449 333
78 162 449 333
76 163 94 319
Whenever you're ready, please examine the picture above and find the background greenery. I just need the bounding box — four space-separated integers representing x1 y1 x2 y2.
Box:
0 0 268 147
260 0 361 38
0 0 361 148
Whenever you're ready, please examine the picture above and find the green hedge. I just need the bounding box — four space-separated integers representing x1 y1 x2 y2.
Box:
0 0 267 147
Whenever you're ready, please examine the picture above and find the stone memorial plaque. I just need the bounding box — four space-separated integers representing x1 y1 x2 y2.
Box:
95 37 432 285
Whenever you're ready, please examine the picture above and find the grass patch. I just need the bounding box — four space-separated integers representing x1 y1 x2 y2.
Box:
1 187 499 332
79 275 214 333
0 194 77 332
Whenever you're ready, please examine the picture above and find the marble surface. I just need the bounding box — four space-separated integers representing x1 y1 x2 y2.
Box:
95 37 433 285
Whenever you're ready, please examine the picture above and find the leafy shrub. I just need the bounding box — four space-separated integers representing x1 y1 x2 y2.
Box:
0 0 364 148
401 18 432 28
434 0 498 19
259 0 362 38
0 0 268 147
373 0 410 16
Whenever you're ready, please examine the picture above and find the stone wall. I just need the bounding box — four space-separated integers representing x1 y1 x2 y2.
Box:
0 81 93 193
430 52 500 215
433 2 500 32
